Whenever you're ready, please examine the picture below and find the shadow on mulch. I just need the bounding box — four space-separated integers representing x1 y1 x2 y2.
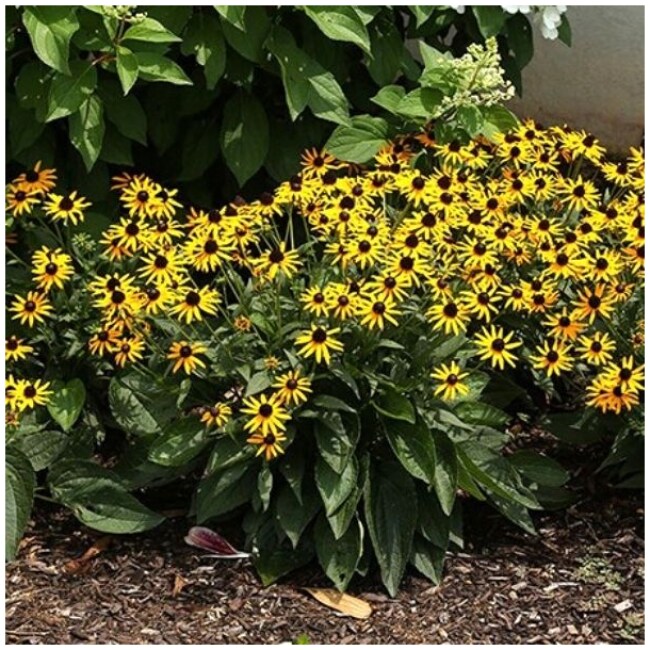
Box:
5 441 645 645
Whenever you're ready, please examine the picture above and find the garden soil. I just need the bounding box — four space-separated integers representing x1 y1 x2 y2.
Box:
6 443 644 645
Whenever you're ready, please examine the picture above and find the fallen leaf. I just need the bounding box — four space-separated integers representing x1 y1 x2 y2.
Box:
64 536 112 574
304 588 372 619
172 574 187 597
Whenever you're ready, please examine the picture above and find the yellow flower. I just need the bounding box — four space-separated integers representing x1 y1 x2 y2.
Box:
167 341 207 375
272 369 312 406
31 246 74 292
10 291 53 327
241 394 291 437
295 325 344 365
431 361 470 401
474 325 521 370
6 336 33 362
530 339 574 377
201 402 232 428
43 190 91 225
13 379 53 411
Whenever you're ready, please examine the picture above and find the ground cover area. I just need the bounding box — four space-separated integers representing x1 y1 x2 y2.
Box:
6 439 644 645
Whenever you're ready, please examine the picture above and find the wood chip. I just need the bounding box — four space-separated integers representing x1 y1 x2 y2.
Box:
64 537 112 575
304 588 372 619
613 599 633 613
171 574 187 597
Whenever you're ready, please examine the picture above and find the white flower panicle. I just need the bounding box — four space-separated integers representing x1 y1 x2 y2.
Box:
448 5 568 40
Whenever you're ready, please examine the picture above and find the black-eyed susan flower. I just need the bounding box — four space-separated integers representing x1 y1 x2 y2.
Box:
6 184 40 216
295 325 344 365
119 175 162 218
357 295 401 330
325 283 358 321
602 356 644 394
254 242 301 280
300 148 339 179
431 361 470 401
31 246 74 291
10 291 53 327
43 190 91 225
543 309 585 341
6 336 33 362
474 325 521 370
114 336 146 367
272 369 312 406
167 341 208 375
138 248 185 285
169 285 221 324
13 378 53 411
88 326 122 357
13 161 57 195
586 376 639 414
246 429 288 461
200 402 232 428
530 339 574 377
576 332 616 366
427 300 471 336
241 393 291 437
558 177 600 213
572 285 615 323
300 287 329 317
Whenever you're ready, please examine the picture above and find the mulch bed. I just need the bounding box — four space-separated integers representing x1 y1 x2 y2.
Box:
6 446 644 645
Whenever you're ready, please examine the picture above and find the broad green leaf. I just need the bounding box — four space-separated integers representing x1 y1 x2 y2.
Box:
417 484 450 550
123 17 182 44
364 460 417 597
48 459 127 500
15 61 52 111
365 18 403 86
459 442 540 510
372 386 416 424
11 429 68 472
411 6 435 27
6 446 35 561
214 5 246 30
98 82 147 145
506 13 534 69
396 87 443 120
276 483 320 548
315 455 358 516
279 441 306 504
197 463 257 522
454 401 509 427
479 105 520 139
489 490 537 535
99 126 134 166
116 46 139 95
310 395 357 414
371 85 406 112
325 115 389 164
472 6 507 38
148 418 211 467
313 412 360 474
410 536 445 584
178 118 220 181
69 94 105 171
46 378 86 432
307 70 351 126
315 515 363 592
384 418 437 485
46 59 97 122
22 6 80 74
431 427 458 515
220 6 270 63
206 436 255 474
253 534 314 587
557 13 572 46
509 451 569 488
220 90 269 186
456 105 484 137
303 6 371 54
245 371 272 397
135 52 192 85
7 100 45 155
181 12 226 89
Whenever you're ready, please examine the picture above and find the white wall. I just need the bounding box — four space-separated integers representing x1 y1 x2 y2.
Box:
509 5 644 153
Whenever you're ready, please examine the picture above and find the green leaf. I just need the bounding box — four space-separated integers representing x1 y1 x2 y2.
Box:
372 386 416 424
22 6 80 74
11 429 68 472
456 105 484 137
489 491 536 535
135 52 192 85
472 6 507 38
45 59 97 122
148 418 211 467
108 372 181 437
214 5 246 30
459 442 540 510
220 90 269 186
6 446 35 561
410 536 445 584
178 118 220 181
310 395 357 414
206 436 255 474
364 460 417 597
315 455 358 516
307 70 351 126
219 6 270 63
46 378 86 432
509 451 569 488
253 533 314 587
276 483 320 548
98 83 147 145
417 484 450 550
7 100 45 155
69 94 105 171
197 463 257 522
313 412 359 474
454 401 509 428
431 427 458 516
15 61 52 112
506 13 534 69
557 13 572 46
411 6 435 27
396 87 443 120
315 515 363 592
116 46 139 95
384 418 437 485
303 6 371 54
366 18 403 86
245 371 272 398
325 115 389 164
479 105 519 139
181 12 226 89
123 17 182 43
371 85 406 112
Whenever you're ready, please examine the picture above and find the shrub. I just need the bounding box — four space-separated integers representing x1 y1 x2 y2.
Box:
6 117 644 593
6 5 569 209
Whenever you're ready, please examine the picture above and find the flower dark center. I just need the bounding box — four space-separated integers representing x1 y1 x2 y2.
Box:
137 191 149 202
312 328 327 343
269 249 285 264
447 374 458 385
486 198 499 210
313 292 324 303
372 302 386 315
59 197 74 211
146 288 160 300
565 232 577 243
437 176 452 190
286 379 298 390
440 192 453 205
474 243 486 256
24 386 36 398
25 170 39 182
588 296 601 309
491 339 505 352
596 258 608 270
619 368 632 381
591 341 602 353
399 257 414 271
126 223 139 236
573 185 586 198
477 292 490 305
547 350 559 363
412 177 425 190
7 338 18 350
340 196 355 210
580 223 593 234
45 263 58 275
259 404 273 417
263 433 276 444
121 343 131 353
559 316 571 327
405 234 419 249
358 241 371 253
512 289 523 299
154 255 168 269
443 303 458 318
98 331 109 342
15 191 27 201
422 213 436 227
260 192 274 206
111 291 125 305
338 295 349 307
208 209 222 223
204 240 218 254
384 277 397 289
186 291 201 306
556 253 569 266
179 345 193 358
533 294 546 306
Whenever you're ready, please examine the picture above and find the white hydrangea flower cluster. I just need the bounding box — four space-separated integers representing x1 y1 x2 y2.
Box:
449 5 568 40
436 37 515 116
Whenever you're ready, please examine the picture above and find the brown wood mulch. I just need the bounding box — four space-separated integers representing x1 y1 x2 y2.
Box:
5 474 644 644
